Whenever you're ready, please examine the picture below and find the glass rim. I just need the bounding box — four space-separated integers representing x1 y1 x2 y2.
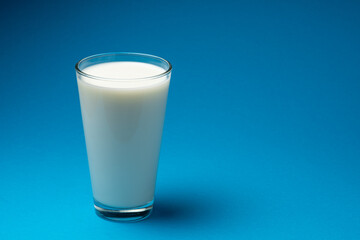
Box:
75 52 172 81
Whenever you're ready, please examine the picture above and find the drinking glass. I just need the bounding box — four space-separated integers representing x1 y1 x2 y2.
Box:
75 52 172 222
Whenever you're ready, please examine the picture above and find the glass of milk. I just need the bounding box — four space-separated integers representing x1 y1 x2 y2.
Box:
75 52 172 222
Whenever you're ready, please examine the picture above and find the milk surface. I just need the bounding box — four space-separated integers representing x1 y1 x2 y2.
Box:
77 62 170 208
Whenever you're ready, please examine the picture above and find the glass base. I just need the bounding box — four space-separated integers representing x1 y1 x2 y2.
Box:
94 201 153 222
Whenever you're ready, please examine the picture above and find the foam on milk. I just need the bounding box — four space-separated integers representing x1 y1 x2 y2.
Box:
81 62 167 88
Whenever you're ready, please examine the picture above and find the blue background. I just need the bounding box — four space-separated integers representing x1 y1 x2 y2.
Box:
1 0 359 239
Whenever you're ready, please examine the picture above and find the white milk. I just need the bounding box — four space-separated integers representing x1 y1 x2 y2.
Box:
77 62 170 208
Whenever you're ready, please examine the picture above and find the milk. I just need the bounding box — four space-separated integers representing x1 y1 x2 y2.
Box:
77 62 170 208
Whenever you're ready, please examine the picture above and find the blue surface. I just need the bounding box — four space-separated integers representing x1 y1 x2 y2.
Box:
1 0 360 239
